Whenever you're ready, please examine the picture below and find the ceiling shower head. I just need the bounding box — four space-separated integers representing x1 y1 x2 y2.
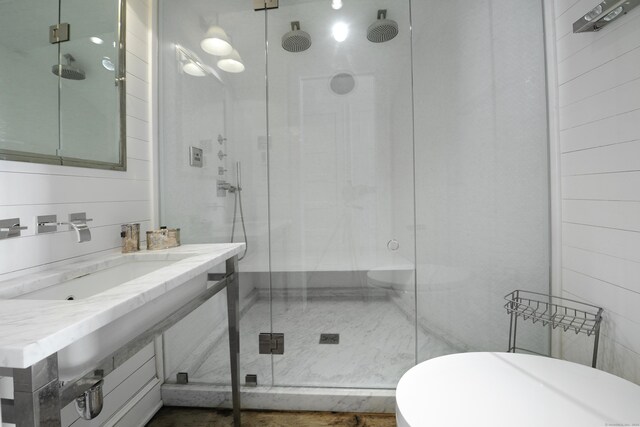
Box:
282 21 311 53
52 53 86 80
367 9 398 43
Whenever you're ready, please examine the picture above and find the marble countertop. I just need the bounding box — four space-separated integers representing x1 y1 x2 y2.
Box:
0 244 244 369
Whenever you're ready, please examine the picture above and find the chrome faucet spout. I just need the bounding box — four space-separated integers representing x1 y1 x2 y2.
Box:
37 212 92 243
68 221 92 243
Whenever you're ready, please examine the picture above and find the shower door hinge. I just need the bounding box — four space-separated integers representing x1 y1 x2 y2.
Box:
254 0 278 11
259 333 284 354
49 23 70 44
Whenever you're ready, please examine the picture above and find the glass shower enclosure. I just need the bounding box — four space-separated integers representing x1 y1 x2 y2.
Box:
158 0 550 408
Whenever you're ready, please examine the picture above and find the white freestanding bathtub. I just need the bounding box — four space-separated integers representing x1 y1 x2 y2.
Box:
396 352 640 427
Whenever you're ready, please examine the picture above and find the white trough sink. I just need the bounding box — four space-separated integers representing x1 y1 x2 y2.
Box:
0 244 244 381
17 259 178 301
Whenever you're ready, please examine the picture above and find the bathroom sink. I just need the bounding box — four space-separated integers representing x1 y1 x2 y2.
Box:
17 259 178 300
0 244 245 382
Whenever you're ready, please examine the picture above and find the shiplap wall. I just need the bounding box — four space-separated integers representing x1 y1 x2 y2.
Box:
0 0 153 279
553 0 640 384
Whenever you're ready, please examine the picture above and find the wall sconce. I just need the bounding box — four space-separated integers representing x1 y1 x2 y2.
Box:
573 0 639 33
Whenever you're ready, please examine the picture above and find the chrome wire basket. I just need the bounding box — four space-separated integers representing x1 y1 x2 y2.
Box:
504 290 603 367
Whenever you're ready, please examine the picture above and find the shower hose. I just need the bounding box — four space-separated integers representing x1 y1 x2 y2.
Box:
230 181 248 261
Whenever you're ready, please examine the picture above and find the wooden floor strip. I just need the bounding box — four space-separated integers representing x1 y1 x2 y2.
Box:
146 407 397 427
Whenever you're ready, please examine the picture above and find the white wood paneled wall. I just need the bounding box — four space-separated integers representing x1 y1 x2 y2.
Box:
0 0 153 279
553 0 640 384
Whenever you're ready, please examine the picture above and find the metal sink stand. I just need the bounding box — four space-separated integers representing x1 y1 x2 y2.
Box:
0 255 241 426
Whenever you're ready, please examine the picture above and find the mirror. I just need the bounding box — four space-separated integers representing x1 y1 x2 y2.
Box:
0 0 126 170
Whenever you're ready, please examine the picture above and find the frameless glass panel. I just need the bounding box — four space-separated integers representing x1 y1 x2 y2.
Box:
412 0 550 360
158 0 271 388
0 0 59 158
59 0 121 164
267 0 416 389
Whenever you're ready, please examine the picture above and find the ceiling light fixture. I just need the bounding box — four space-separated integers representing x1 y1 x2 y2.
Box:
176 45 208 77
90 36 104 45
217 49 245 73
331 0 343 10
201 25 233 56
101 57 115 71
603 5 624 20
332 22 349 42
183 61 206 77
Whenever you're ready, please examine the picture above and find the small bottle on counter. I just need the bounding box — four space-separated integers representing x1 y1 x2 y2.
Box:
121 223 140 253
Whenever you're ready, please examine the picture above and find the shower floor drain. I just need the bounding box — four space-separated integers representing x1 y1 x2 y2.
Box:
319 333 340 344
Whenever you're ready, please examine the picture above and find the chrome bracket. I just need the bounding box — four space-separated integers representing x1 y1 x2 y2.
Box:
176 372 189 384
245 374 257 387
253 0 278 11
259 333 284 355
49 23 70 44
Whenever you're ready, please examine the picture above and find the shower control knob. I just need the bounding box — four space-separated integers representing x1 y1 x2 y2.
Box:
387 239 399 251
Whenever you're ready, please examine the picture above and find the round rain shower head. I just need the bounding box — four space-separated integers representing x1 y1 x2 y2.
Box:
367 9 398 43
282 21 311 53
52 53 85 80
330 72 356 95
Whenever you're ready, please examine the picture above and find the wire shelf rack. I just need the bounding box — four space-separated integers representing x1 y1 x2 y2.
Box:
504 290 603 367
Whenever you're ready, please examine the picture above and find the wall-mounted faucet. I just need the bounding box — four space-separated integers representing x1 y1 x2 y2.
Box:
37 213 93 243
0 218 28 239
217 180 238 197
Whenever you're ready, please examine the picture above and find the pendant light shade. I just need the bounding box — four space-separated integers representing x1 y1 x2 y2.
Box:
183 61 206 77
217 49 245 73
201 26 233 56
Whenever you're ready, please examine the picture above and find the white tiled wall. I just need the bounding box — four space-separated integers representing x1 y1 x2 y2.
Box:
0 0 154 424
0 0 154 279
551 0 640 384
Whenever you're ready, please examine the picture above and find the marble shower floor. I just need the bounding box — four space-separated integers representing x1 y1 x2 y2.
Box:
175 293 456 389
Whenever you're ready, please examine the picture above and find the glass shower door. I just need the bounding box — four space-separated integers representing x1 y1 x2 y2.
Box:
158 0 551 398
158 0 273 389
266 0 417 389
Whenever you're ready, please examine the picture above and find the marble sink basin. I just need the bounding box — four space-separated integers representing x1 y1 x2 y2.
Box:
17 259 179 300
0 244 244 380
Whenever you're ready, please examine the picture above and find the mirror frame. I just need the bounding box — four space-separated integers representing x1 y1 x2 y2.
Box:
0 0 127 171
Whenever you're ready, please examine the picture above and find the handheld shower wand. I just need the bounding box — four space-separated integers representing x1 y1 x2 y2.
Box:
230 161 248 261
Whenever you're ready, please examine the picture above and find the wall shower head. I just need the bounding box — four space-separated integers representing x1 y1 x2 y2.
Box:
52 53 86 80
282 21 311 53
367 9 398 43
